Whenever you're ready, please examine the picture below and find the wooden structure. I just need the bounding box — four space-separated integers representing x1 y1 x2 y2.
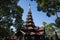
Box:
15 4 45 40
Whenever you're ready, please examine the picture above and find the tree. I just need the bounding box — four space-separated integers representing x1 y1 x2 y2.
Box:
30 0 60 27
35 0 60 16
43 22 55 36
43 22 60 40
57 28 60 38
0 0 23 39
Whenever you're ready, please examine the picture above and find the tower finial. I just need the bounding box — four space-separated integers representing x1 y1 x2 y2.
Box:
29 3 30 8
29 3 31 10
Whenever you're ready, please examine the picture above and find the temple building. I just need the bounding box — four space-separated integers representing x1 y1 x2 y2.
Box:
15 4 45 40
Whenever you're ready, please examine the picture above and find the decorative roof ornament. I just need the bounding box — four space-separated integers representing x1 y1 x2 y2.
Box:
29 3 30 9
28 3 31 13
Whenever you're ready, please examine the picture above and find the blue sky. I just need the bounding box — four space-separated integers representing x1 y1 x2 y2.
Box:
18 0 60 27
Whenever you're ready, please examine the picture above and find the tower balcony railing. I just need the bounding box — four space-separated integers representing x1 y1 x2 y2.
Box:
26 18 33 20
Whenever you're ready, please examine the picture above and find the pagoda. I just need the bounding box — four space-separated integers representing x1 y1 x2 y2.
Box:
21 4 45 40
24 4 36 30
15 4 45 40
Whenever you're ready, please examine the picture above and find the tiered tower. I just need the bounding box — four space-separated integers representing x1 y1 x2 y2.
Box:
25 4 36 29
15 3 45 40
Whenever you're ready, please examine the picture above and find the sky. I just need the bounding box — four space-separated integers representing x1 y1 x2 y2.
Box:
18 0 60 27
